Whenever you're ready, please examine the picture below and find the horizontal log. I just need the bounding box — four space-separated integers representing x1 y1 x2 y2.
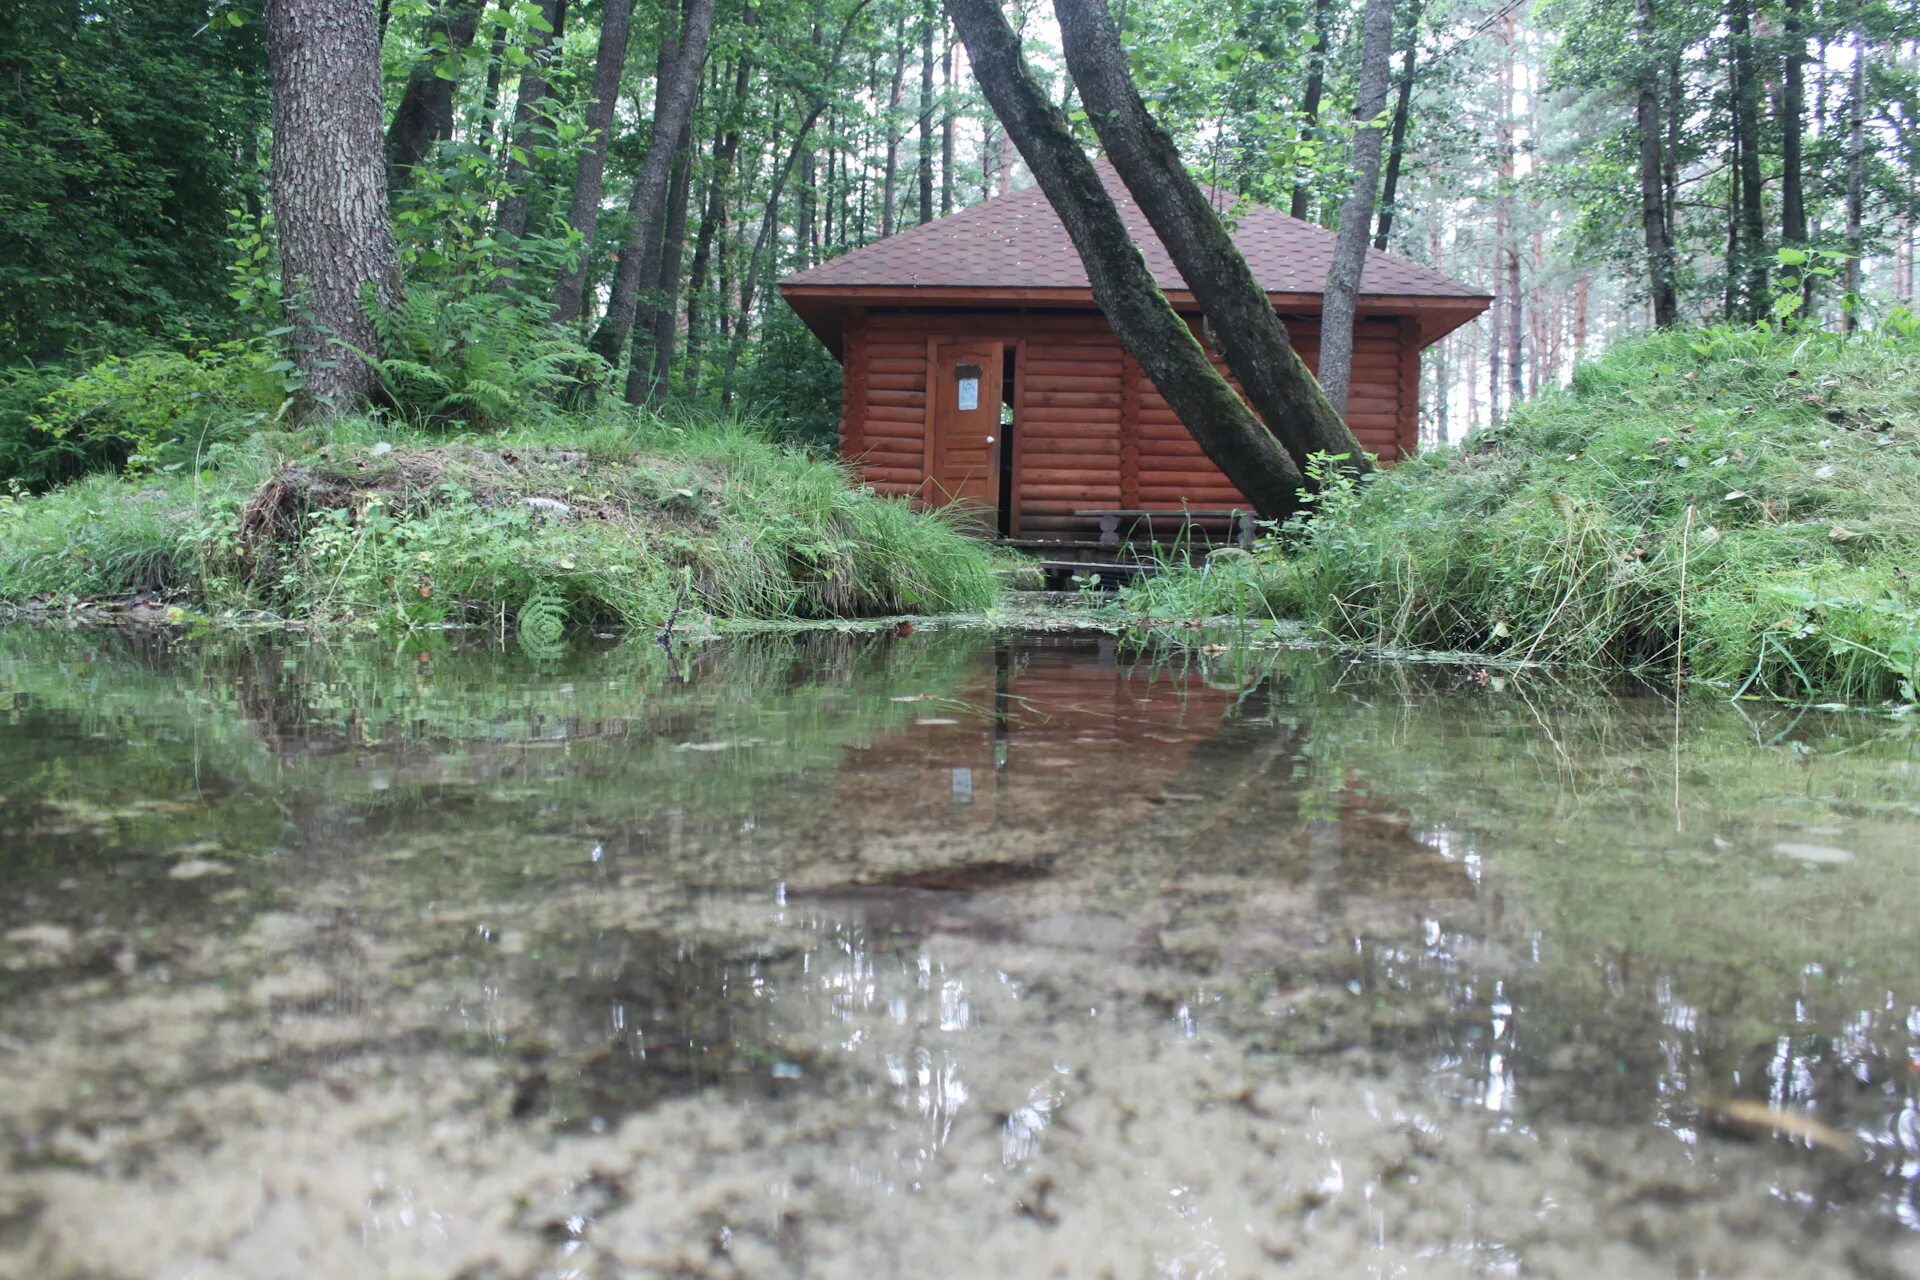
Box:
867 389 926 408
1020 485 1123 501
869 372 927 392
861 466 924 484
1023 374 1122 394
1020 468 1121 485
1023 391 1122 410
869 356 925 373
862 409 925 428
1021 358 1124 376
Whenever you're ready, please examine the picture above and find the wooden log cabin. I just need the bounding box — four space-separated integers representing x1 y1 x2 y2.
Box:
778 161 1490 546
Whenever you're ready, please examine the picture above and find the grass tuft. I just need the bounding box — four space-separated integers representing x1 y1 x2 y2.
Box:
1121 326 1920 702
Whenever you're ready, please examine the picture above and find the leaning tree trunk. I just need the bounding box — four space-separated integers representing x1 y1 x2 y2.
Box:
590 0 718 383
551 0 637 324
1053 0 1367 475
947 0 1307 519
385 0 489 190
1317 0 1393 414
265 0 398 413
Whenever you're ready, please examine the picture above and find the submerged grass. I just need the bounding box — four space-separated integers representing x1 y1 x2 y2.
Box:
1122 327 1920 702
0 410 1002 632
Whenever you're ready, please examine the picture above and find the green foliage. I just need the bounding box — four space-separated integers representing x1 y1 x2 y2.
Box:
0 410 1002 629
1126 327 1920 703
0 342 289 491
732 307 846 448
363 286 610 427
0 1 268 363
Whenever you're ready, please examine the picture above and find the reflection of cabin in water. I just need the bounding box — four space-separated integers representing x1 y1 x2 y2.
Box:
778 161 1490 547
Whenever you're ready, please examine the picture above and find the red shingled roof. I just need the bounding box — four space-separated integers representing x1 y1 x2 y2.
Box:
782 159 1486 300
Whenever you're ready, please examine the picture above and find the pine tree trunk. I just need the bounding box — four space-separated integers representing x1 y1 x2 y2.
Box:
1290 0 1332 221
551 0 636 323
590 0 718 381
941 29 955 215
919 0 936 225
1636 0 1677 326
497 0 567 247
265 0 398 413
385 0 489 190
1844 35 1865 330
1372 0 1421 252
1729 0 1767 319
952 0 1308 518
881 14 907 237
1499 11 1520 411
685 60 747 399
1318 0 1393 415
1781 0 1807 250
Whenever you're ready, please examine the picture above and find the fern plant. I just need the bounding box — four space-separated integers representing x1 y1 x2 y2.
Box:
517 588 568 657
361 286 609 428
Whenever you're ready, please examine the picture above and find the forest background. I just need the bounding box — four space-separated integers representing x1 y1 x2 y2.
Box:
4 0 1918 490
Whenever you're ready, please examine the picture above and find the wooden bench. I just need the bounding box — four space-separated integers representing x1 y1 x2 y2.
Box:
1074 508 1258 551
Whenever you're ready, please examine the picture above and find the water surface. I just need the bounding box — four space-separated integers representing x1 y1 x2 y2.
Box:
1 626 1916 1278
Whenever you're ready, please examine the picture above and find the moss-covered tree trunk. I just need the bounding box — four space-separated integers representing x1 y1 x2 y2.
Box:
945 0 1306 519
265 0 398 413
1053 0 1369 473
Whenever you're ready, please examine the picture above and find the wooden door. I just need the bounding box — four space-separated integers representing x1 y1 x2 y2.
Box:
926 339 1004 519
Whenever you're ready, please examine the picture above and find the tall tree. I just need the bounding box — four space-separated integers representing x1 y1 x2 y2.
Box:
1844 33 1866 330
919 0 937 224
1291 0 1333 220
552 0 638 323
265 0 398 411
1727 0 1767 319
1637 0 1678 326
1780 0 1808 254
1053 0 1369 474
496 0 568 248
1372 0 1423 251
881 11 909 237
592 0 719 385
1318 0 1394 414
947 0 1310 517
385 0 490 190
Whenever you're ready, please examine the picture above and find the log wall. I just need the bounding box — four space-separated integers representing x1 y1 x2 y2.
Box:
845 308 1418 538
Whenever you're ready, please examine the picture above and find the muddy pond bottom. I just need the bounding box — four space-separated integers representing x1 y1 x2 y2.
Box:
1 626 1917 1278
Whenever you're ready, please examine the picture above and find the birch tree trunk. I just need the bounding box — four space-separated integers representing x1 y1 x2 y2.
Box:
265 0 398 413
948 0 1309 518
1053 0 1367 474
1317 0 1393 415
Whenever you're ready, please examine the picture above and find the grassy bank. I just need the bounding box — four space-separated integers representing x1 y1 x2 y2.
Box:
1121 327 1920 702
0 412 1001 634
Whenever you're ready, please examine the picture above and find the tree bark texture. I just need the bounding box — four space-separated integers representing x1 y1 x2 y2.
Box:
1290 0 1332 221
1317 0 1393 414
941 29 955 215
634 118 696 404
592 0 717 382
881 12 908 237
1054 0 1367 474
1781 0 1807 248
496 0 567 247
947 0 1308 519
266 0 398 413
385 0 488 190
1372 0 1421 251
551 0 637 323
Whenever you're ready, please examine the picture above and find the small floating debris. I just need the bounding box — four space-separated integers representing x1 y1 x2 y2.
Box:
1770 841 1856 865
1704 1099 1856 1155
167 859 232 880
914 717 960 726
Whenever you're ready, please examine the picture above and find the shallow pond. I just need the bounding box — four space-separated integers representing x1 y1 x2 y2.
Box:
1 625 1917 1278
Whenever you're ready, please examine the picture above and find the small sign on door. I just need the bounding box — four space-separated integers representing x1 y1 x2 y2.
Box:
955 363 982 411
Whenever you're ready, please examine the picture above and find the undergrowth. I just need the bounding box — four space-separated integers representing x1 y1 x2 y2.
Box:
0 411 1001 631
1121 326 1920 703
